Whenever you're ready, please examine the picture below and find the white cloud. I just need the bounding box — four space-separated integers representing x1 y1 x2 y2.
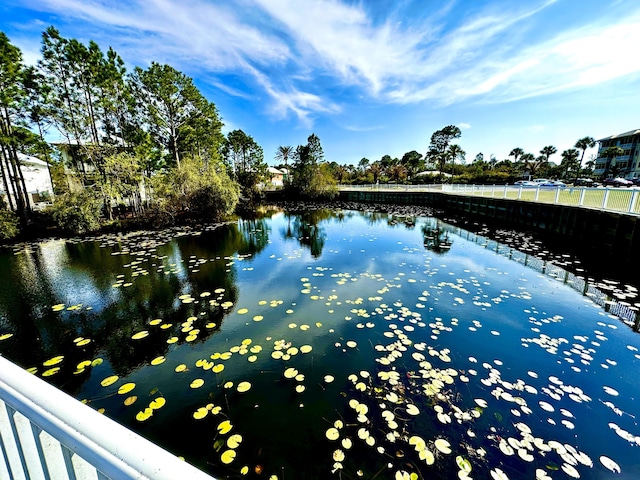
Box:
458 123 471 130
13 0 640 123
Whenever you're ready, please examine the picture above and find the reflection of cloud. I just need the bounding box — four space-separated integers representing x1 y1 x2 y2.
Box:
14 0 640 119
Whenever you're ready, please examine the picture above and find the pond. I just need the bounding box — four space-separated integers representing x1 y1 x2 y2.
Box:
1 207 639 480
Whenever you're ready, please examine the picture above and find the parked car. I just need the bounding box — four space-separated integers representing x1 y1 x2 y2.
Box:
514 180 537 187
574 178 599 187
532 178 550 184
602 177 633 188
538 180 566 188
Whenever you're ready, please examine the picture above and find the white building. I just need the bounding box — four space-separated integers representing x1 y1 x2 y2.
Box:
268 167 287 187
594 129 640 179
1 154 54 209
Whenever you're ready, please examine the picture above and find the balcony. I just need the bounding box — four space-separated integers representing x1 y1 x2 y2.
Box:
0 356 215 480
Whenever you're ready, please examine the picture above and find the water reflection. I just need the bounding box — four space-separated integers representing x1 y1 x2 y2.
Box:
1 208 639 479
281 209 332 257
422 219 453 255
0 221 270 389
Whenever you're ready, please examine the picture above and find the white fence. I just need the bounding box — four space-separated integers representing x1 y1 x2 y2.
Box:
339 184 640 215
0 356 215 480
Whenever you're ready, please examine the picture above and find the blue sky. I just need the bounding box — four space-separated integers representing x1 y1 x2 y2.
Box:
2 0 640 166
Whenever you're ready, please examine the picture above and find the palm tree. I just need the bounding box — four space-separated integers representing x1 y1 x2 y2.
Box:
521 153 540 178
560 149 580 179
388 164 407 182
275 145 293 167
509 147 524 164
540 145 557 164
574 136 596 182
368 162 382 184
447 144 466 174
601 146 625 178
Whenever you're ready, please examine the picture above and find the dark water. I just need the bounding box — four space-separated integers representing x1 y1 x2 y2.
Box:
1 208 639 480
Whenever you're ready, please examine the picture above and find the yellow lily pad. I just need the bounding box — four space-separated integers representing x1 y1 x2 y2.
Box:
237 381 252 393
193 407 208 420
43 356 64 367
118 383 136 395
220 449 236 464
136 407 153 422
217 420 233 434
100 375 119 387
227 434 243 449
190 379 205 388
131 331 149 340
150 356 165 366
149 397 166 409
42 367 60 377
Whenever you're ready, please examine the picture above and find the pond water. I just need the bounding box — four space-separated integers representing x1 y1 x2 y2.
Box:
1 207 639 480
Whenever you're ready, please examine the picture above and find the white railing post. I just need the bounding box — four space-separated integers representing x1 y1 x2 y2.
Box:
628 190 638 213
554 187 561 204
535 187 540 201
579 188 586 206
602 189 610 210
518 186 523 200
491 184 495 196
503 185 507 199
0 356 216 480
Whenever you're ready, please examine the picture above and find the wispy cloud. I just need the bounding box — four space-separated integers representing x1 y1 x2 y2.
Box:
458 123 471 130
343 124 384 132
11 0 640 124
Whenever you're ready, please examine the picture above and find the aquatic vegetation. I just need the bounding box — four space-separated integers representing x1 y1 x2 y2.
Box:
1 211 639 479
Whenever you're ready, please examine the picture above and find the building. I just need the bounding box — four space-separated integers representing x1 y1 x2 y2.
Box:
594 129 640 179
267 167 287 187
0 153 54 209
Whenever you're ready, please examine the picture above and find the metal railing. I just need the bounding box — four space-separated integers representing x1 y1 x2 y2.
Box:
0 356 215 480
454 227 639 330
338 184 640 215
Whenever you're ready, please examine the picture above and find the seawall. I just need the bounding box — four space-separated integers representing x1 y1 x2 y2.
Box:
336 190 639 266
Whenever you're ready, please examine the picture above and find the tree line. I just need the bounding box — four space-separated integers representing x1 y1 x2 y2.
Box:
0 28 272 239
0 27 609 241
283 126 600 186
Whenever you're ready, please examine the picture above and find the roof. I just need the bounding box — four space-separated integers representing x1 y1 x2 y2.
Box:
416 170 452 177
267 167 283 174
18 153 48 168
597 129 640 142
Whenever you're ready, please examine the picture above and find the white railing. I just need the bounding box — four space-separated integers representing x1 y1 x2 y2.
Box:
338 184 640 215
0 356 215 480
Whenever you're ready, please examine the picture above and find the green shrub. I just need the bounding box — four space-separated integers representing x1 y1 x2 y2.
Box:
149 156 240 224
47 190 102 234
0 204 19 240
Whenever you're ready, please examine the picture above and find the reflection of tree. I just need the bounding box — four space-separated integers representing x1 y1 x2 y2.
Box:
388 215 416 229
281 209 331 258
422 220 453 255
0 220 268 393
361 211 387 225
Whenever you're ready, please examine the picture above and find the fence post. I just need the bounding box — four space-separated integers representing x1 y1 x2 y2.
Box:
503 185 507 199
628 190 638 213
534 186 540 201
554 187 561 204
518 186 523 199
579 188 586 206
602 189 610 210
